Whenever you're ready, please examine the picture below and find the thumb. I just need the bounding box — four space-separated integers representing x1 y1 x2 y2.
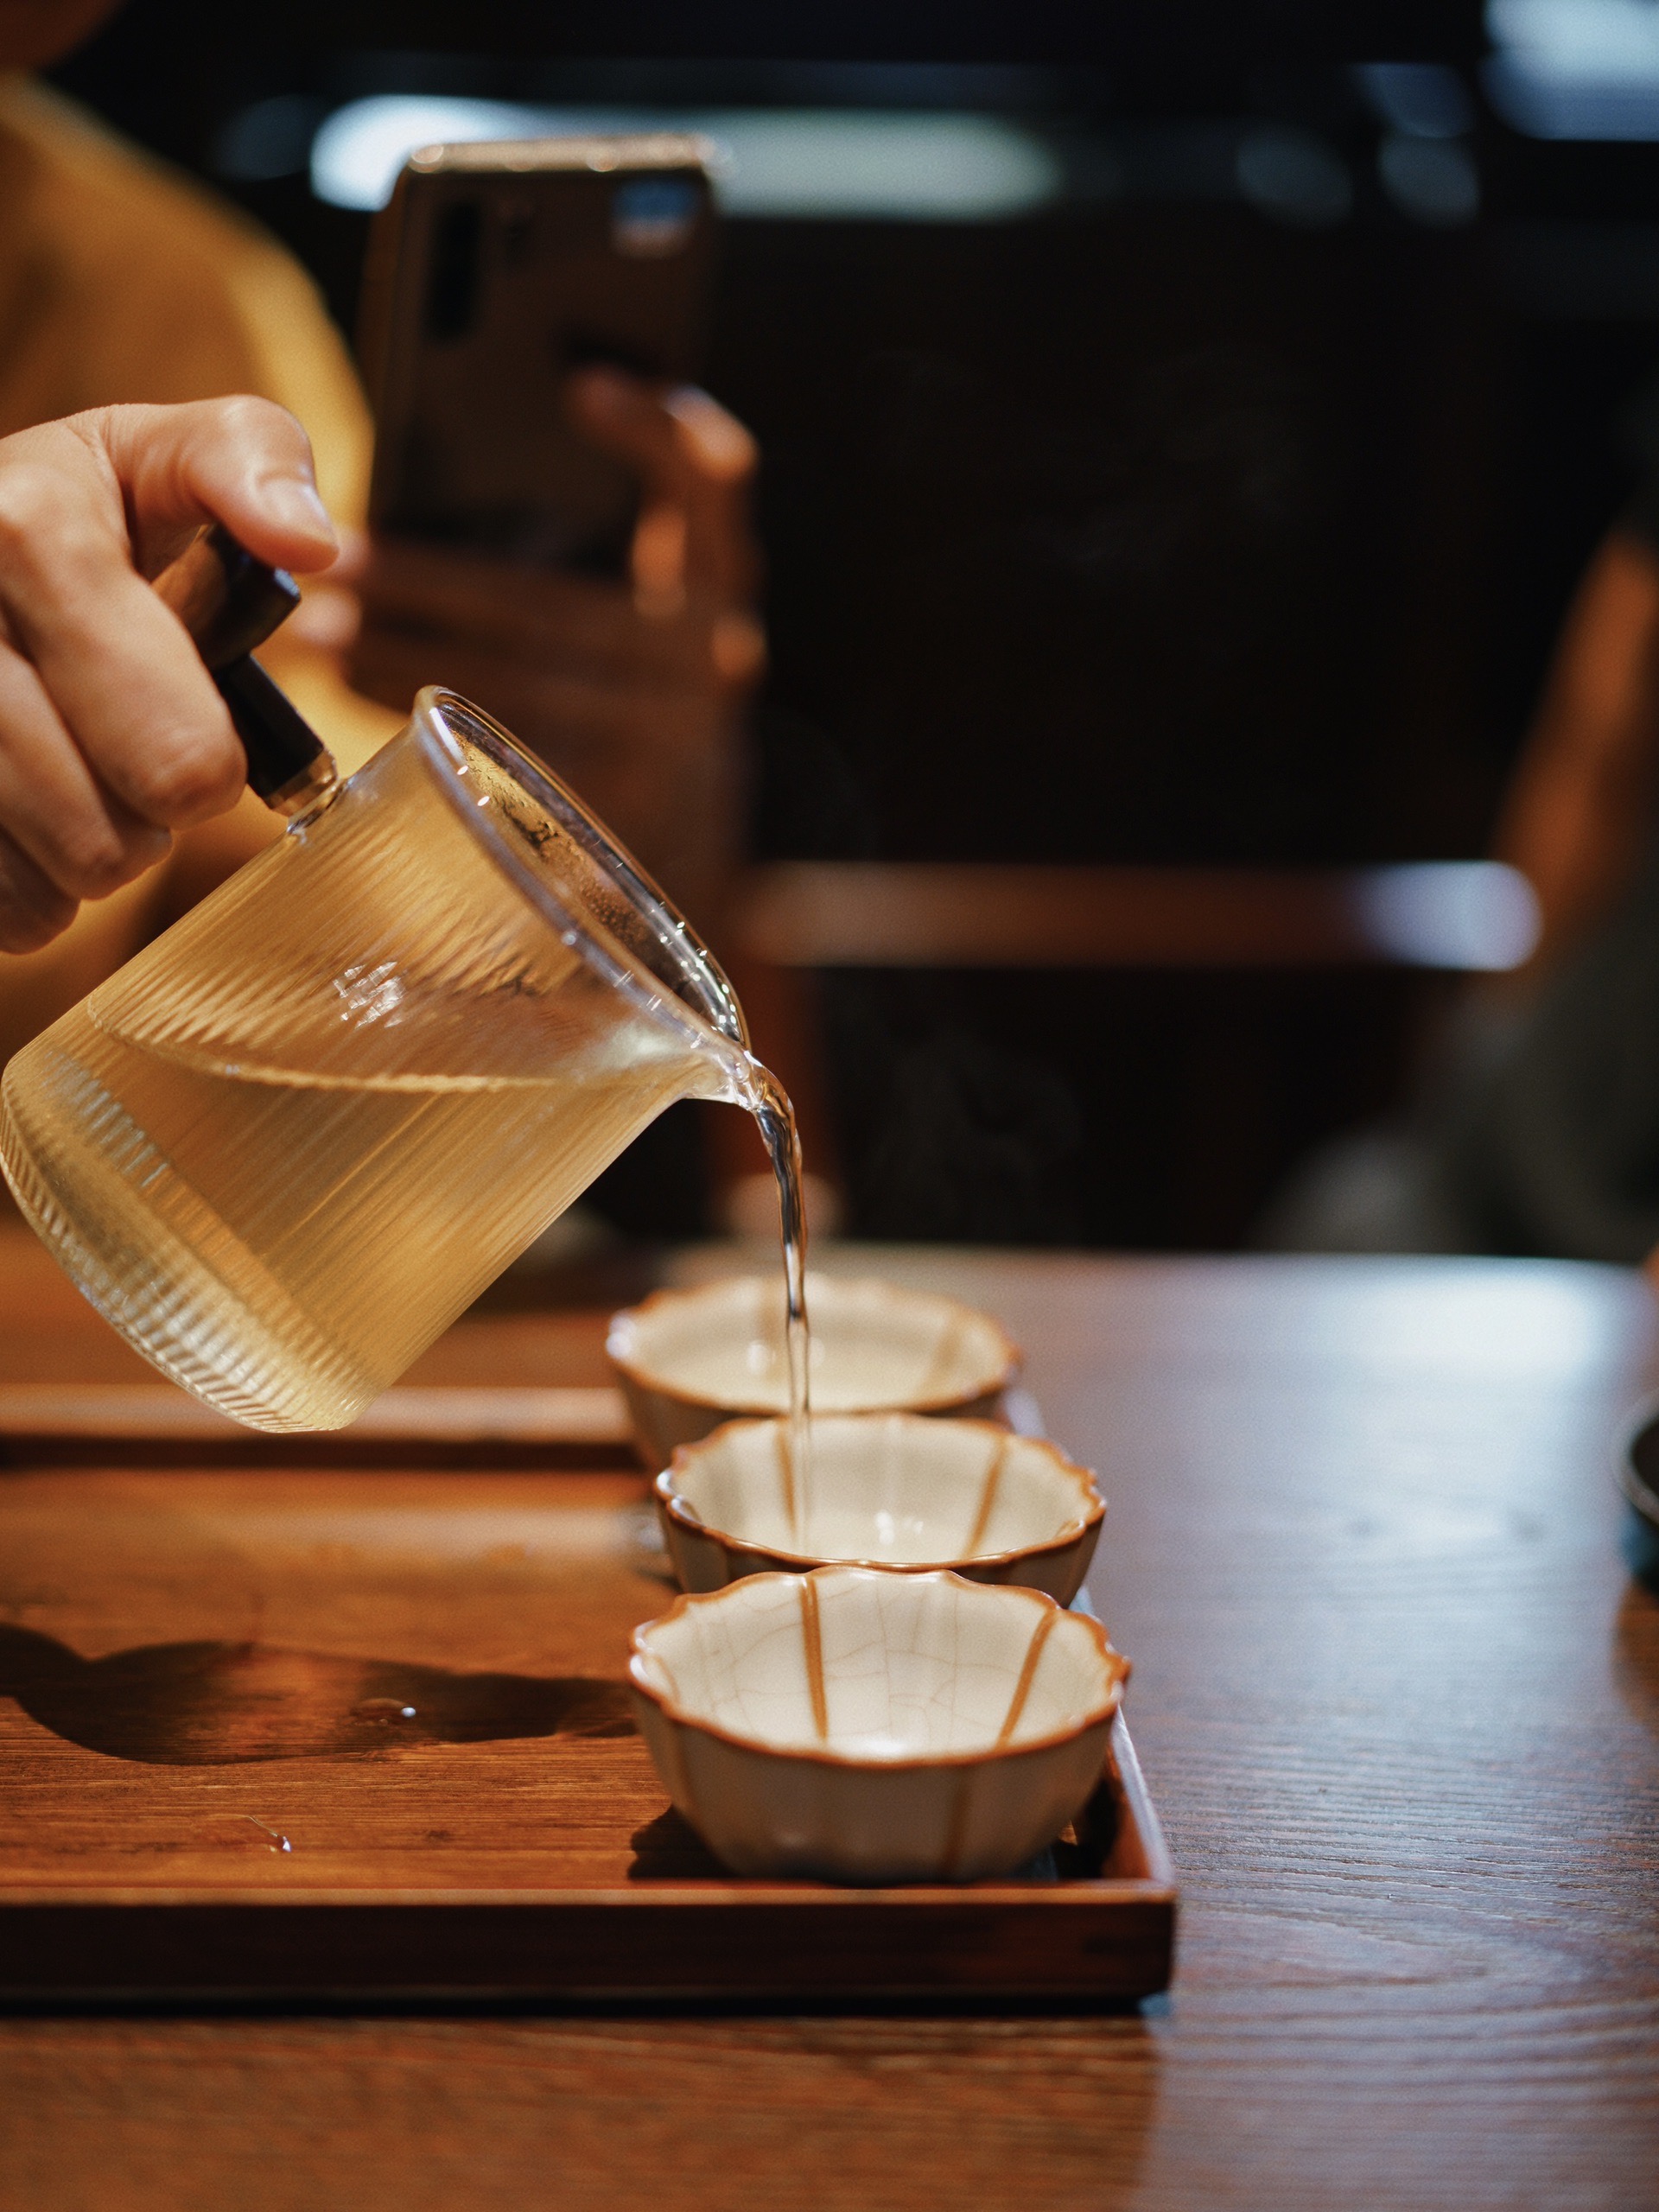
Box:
85 397 340 579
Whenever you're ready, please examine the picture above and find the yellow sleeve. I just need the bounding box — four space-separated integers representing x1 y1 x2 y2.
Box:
0 76 372 526
0 78 404 1056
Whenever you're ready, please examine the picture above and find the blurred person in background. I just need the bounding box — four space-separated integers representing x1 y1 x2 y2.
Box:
0 0 763 1068
1267 425 1659 1268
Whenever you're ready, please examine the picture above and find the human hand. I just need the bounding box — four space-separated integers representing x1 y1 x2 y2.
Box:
348 371 765 921
0 397 340 953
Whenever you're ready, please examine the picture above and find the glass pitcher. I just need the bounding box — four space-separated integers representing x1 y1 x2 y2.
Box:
0 687 759 1433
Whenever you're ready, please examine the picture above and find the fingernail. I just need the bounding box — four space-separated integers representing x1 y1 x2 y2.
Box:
259 474 338 549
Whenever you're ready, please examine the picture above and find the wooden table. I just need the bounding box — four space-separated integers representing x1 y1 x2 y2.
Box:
2 1227 1656 2210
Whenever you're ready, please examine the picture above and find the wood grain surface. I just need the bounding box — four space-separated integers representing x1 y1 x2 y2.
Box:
0 1447 1173 1999
3 1228 1658 2209
0 1382 631 1443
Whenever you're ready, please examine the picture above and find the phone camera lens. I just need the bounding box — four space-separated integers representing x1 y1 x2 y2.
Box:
612 176 699 257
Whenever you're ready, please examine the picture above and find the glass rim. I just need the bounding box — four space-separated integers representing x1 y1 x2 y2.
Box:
410 685 749 1056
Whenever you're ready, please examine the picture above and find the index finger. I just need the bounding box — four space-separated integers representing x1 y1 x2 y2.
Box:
93 397 340 580
0 399 340 830
564 372 760 604
0 443 240 831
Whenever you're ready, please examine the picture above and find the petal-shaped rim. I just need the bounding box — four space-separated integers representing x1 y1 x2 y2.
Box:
607 1275 1022 1415
628 1564 1129 1770
655 1413 1104 1575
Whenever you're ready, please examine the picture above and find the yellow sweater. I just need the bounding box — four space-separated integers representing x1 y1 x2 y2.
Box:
0 77 402 1064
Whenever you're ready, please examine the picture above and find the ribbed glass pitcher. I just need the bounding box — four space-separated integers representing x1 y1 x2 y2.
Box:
0 689 753 1433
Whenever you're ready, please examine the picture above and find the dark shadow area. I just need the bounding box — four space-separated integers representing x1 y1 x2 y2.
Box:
1621 1501 1659 1598
624 1783 1120 1883
0 1987 1163 2021
626 1803 728 1878
1614 1573 1659 1735
1620 1408 1659 1598
0 1624 633 1764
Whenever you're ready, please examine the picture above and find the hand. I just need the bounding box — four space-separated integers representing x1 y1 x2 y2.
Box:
0 397 340 953
1492 528 1659 972
348 371 765 923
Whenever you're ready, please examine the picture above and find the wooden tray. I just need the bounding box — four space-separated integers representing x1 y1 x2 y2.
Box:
0 1381 638 1469
0 1398 1176 2002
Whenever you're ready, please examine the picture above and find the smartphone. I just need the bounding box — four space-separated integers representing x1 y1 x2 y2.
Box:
358 136 718 573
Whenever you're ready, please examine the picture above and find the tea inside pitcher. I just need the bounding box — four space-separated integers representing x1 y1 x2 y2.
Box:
0 694 812 1471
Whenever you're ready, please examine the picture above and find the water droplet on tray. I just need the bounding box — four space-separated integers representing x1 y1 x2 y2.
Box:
354 1697 418 1723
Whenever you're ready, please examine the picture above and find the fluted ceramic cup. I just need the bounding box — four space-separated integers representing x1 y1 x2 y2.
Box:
655 1410 1104 1604
608 1273 1020 1468
629 1563 1130 1883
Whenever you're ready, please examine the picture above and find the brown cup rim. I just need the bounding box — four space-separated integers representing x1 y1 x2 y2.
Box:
607 1275 1023 1418
629 1563 1129 1771
656 1411 1105 1577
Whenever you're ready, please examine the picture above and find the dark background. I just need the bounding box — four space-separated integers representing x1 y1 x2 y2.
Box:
47 1 1659 1245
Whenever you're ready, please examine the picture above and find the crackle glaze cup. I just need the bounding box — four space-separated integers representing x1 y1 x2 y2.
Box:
628 1563 1130 1883
607 1273 1020 1468
655 1410 1104 1604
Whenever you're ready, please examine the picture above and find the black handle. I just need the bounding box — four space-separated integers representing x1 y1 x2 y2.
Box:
154 524 337 815
154 522 300 670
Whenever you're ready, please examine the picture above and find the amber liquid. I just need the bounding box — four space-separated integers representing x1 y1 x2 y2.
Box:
0 1001 711 1431
2 1008 811 1463
0 709 813 1460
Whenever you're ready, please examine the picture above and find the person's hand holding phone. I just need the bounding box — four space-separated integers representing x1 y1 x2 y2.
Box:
348 369 765 925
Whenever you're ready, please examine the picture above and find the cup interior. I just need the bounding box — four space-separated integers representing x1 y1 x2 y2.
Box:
632 1567 1124 1762
612 1274 1017 1416
665 1412 1099 1567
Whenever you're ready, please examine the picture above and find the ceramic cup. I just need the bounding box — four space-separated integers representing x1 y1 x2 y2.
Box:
607 1274 1020 1468
630 1564 1129 1883
655 1410 1104 1605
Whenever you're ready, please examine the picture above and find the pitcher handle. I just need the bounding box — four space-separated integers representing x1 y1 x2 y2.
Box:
154 523 340 819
